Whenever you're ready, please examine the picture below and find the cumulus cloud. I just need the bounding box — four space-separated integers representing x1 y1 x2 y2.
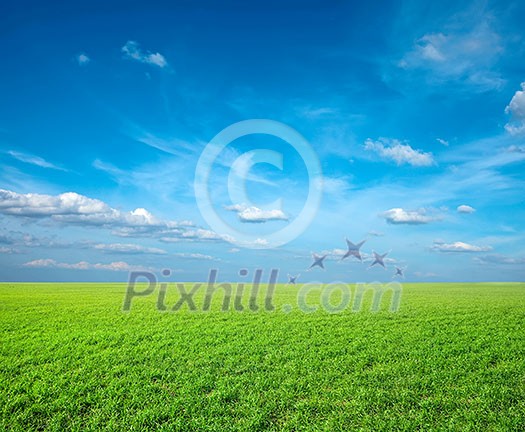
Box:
23 259 148 272
122 41 168 68
6 150 67 171
505 82 525 135
457 204 476 214
381 208 442 224
225 204 288 223
0 189 225 244
436 138 449 146
0 189 156 225
432 241 492 253
238 207 288 223
364 138 435 167
76 53 90 66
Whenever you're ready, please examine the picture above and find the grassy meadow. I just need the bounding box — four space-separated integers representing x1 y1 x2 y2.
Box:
0 282 524 431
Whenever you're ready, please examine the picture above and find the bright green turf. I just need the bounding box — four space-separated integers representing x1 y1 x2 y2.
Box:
0 282 524 431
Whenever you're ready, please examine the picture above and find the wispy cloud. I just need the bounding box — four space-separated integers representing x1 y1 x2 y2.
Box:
119 118 198 157
432 240 491 253
506 145 525 154
295 105 338 120
0 246 19 254
364 138 435 167
93 243 167 255
76 53 90 66
319 176 354 195
217 147 277 187
92 159 126 182
0 231 170 255
414 271 438 278
6 150 67 171
135 132 194 155
398 17 504 91
23 258 150 272
474 254 525 265
173 253 217 261
121 41 168 68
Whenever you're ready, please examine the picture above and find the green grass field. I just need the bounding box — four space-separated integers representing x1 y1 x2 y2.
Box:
1 282 524 431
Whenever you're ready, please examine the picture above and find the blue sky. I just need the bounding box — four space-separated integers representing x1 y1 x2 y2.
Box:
1 0 525 282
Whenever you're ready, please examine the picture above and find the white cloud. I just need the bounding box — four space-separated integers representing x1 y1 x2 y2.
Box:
432 241 492 253
0 189 115 219
251 238 269 247
180 229 223 241
92 159 125 181
319 176 353 195
0 246 18 254
296 106 338 119
135 132 194 155
93 243 167 255
398 20 504 91
1 231 169 255
364 138 435 167
155 228 224 243
225 204 288 223
381 208 442 224
0 189 168 226
238 206 288 223
320 248 396 264
436 138 449 146
6 150 67 171
173 253 216 261
506 145 525 154
76 53 90 66
0 189 226 244
324 248 346 258
220 149 277 187
224 203 247 212
121 41 168 68
474 254 525 265
457 204 476 214
23 259 148 272
414 271 438 278
505 82 525 135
